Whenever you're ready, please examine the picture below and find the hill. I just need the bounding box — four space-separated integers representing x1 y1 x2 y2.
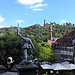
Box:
0 24 75 43
22 24 75 43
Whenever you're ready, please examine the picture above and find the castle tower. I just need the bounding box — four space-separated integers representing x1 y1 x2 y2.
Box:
44 20 46 26
49 21 52 40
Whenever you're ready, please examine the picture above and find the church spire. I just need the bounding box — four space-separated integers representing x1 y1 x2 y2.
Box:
49 21 52 31
49 21 52 40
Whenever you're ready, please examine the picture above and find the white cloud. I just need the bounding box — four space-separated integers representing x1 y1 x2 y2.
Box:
60 20 68 23
16 0 48 11
33 8 43 11
30 3 48 8
16 20 24 23
0 15 5 23
0 26 9 28
17 0 43 5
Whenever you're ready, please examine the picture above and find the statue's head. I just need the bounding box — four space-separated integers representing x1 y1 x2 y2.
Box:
25 34 29 38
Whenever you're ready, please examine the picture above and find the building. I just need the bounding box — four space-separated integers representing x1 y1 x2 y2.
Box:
52 30 75 63
28 24 41 30
46 21 75 63
46 21 60 59
47 21 59 46
11 25 13 27
44 20 56 26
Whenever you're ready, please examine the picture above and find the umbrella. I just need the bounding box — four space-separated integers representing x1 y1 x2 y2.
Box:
63 63 75 70
52 63 61 65
40 64 52 69
61 61 69 65
51 64 68 70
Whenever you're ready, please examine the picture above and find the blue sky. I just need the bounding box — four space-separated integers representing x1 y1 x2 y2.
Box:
0 0 75 28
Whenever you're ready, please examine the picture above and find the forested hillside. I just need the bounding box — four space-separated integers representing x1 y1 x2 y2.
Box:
0 23 75 43
26 25 75 42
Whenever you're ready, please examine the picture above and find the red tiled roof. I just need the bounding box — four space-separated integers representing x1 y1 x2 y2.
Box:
55 38 59 41
69 30 75 34
47 38 59 45
47 30 75 46
70 33 75 40
54 30 75 45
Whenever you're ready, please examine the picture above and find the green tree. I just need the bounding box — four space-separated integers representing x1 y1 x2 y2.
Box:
0 31 23 65
37 42 58 61
29 36 40 58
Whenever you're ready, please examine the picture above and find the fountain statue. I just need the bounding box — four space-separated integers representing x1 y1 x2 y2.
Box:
17 23 35 64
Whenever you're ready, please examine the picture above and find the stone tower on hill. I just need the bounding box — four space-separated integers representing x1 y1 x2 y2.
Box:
44 20 56 26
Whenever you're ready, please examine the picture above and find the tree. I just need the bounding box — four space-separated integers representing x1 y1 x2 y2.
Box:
37 42 58 62
69 22 72 26
0 31 23 65
73 24 74 26
29 36 40 58
66 22 69 27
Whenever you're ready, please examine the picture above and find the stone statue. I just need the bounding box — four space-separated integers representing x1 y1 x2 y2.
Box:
17 23 35 64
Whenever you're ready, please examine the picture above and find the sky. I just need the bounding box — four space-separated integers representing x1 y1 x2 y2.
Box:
0 0 75 28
